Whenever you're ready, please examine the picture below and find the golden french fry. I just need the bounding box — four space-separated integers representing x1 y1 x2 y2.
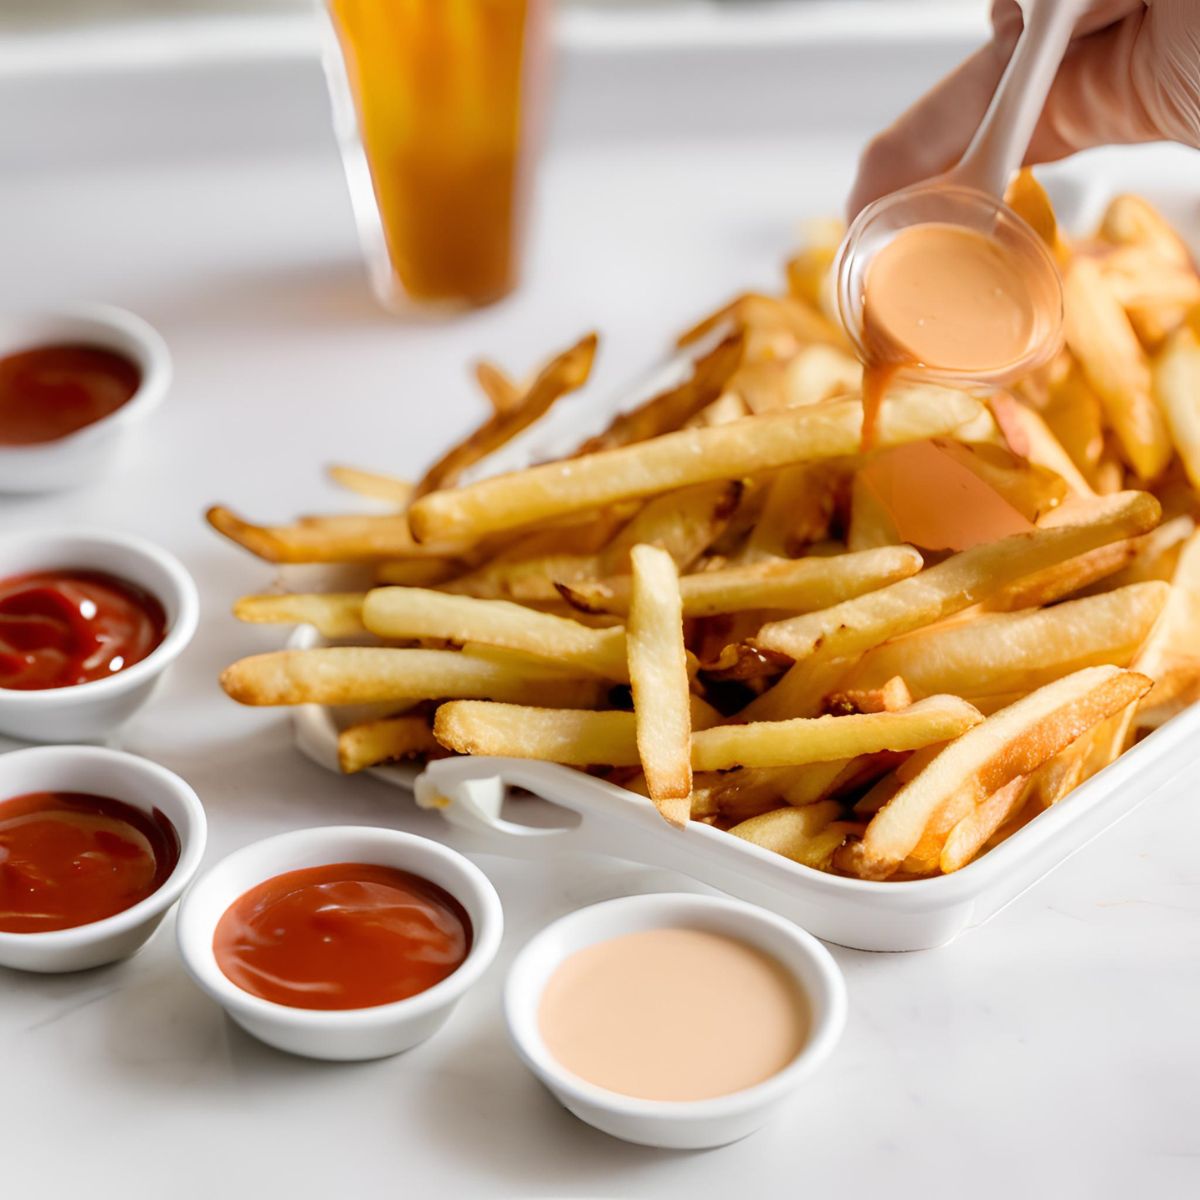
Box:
931 439 1068 523
326 466 413 506
473 360 522 414
220 648 610 708
690 695 981 771
738 650 856 722
575 335 743 454
755 490 1161 662
987 392 1096 497
599 482 743 576
207 506 451 564
1154 324 1200 489
408 388 983 544
414 333 597 498
845 583 1168 700
1099 194 1192 266
1004 169 1064 258
627 545 693 821
939 775 1030 873
435 703 640 765
233 592 367 638
846 471 900 551
337 714 441 774
559 544 922 618
373 558 464 587
827 676 914 715
981 539 1136 610
676 292 844 351
741 463 840 559
1063 257 1171 481
362 587 629 680
726 801 848 868
836 666 1153 880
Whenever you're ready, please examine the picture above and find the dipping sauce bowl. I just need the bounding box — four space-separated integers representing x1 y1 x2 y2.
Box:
0 744 207 973
0 528 198 742
176 826 503 1061
0 303 171 493
505 893 847 1150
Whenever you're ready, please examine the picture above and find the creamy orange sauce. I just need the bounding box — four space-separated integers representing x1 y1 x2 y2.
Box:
860 223 1042 446
538 928 808 1102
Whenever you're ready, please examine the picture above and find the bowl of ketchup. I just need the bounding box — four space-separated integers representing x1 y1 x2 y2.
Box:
0 303 170 493
0 744 207 973
0 528 198 742
176 826 503 1061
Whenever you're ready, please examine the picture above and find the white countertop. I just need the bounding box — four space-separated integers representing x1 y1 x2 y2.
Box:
1 17 1198 1199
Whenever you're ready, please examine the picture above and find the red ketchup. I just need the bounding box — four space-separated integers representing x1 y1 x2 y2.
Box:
0 570 167 691
213 863 472 1010
0 791 180 933
0 343 140 445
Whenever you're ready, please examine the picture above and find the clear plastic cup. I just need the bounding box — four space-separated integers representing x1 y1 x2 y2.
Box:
834 181 1065 384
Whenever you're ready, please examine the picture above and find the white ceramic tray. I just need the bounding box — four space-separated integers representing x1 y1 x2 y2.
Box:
289 191 1200 951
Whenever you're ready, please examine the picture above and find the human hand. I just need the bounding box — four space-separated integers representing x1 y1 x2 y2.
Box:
848 0 1200 217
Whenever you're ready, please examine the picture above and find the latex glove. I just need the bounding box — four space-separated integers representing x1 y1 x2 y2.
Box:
848 0 1200 217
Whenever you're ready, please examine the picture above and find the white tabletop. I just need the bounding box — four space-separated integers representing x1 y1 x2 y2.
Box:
1 17 1198 1198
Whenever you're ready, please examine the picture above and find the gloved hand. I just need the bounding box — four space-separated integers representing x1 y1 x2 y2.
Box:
848 0 1200 217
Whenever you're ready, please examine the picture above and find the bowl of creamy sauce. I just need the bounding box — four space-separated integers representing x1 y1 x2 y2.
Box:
504 892 846 1149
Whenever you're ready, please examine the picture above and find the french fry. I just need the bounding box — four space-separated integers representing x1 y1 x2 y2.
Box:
233 592 367 638
981 539 1136 610
327 466 413 507
938 775 1030 873
727 801 852 869
836 666 1153 879
337 714 441 774
827 676 914 715
362 587 630 680
754 491 1160 661
574 335 743 454
1004 169 1064 258
435 704 641 765
844 583 1169 700
598 482 742 575
1063 257 1171 481
1154 324 1200 489
738 651 856 722
627 545 693 822
473 360 522 414
846 471 900 551
408 388 983 543
987 392 1096 497
558 544 922 618
414 333 597 498
1099 194 1192 266
207 506 448 564
690 695 982 771
220 648 610 708
741 463 841 559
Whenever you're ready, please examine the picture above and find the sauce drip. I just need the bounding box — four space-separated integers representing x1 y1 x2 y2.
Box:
538 927 809 1102
0 791 180 933
0 344 140 445
860 223 1041 446
0 570 167 691
213 863 472 1011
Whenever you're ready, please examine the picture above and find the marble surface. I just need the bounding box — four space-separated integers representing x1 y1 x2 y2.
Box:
1 22 1199 1200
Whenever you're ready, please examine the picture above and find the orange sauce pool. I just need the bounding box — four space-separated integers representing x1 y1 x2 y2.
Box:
213 863 472 1010
327 0 545 307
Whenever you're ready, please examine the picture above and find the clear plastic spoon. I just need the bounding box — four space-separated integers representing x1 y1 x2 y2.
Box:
835 0 1087 383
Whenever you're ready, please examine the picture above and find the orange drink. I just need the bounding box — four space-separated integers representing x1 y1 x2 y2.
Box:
322 0 547 310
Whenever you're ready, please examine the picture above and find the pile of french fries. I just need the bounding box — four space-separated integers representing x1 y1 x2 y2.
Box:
211 174 1200 882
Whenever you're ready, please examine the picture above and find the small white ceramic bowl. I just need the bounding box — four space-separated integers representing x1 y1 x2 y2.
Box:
0 744 207 973
0 303 172 493
505 893 847 1150
0 527 198 742
176 825 504 1061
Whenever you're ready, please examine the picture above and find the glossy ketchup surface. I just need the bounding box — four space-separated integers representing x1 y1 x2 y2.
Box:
0 343 141 445
213 863 472 1010
0 570 167 691
0 791 180 933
